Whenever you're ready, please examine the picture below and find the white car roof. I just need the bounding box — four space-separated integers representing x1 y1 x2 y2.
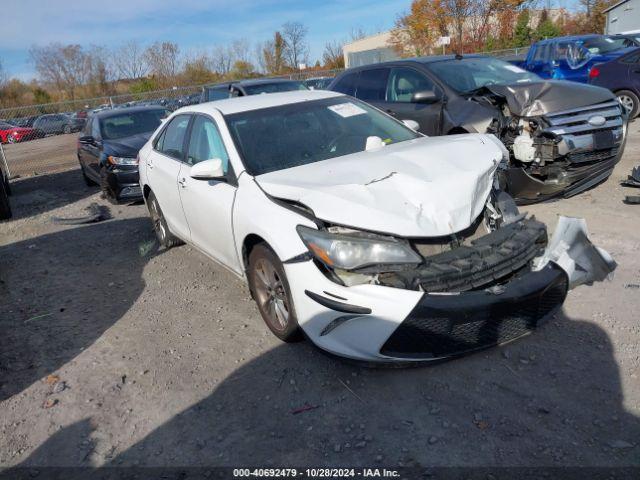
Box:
178 89 344 116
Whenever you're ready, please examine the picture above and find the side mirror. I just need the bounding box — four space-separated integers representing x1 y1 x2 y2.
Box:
402 119 420 131
190 158 225 180
411 90 440 104
78 135 94 144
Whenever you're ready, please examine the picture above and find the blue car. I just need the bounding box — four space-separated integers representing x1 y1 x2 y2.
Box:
520 35 637 83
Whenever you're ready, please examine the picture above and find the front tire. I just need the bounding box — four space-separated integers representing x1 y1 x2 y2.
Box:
248 244 302 342
617 90 639 119
147 191 182 248
7 134 17 144
63 125 71 134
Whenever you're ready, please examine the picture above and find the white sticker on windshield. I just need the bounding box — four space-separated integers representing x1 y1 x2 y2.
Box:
504 65 526 73
328 103 367 118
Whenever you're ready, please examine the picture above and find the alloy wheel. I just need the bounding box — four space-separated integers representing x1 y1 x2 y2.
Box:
618 94 635 114
149 198 166 242
253 258 290 331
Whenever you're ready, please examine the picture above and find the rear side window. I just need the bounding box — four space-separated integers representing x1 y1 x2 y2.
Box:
155 115 191 160
332 72 359 96
356 68 390 101
386 67 435 103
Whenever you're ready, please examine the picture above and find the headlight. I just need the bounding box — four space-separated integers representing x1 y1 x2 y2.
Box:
107 156 138 166
296 225 422 271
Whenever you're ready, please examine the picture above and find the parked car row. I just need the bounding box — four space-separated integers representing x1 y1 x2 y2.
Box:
0 112 86 144
516 33 640 118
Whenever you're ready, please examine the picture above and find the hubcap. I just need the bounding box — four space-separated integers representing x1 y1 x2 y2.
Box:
618 95 635 113
253 258 289 330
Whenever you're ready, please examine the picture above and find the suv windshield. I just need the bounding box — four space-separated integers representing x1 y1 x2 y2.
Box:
225 97 420 175
100 109 168 140
426 57 540 94
242 81 308 95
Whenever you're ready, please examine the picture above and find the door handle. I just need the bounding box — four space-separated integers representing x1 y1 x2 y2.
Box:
146 160 153 169
178 177 187 188
385 109 397 116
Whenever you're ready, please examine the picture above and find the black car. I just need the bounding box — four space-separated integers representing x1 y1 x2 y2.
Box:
33 113 83 136
329 55 627 204
0 152 11 220
77 106 169 203
589 47 640 118
201 78 308 102
11 115 39 128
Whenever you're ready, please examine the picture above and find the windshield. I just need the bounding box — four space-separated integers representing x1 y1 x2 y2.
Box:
225 97 420 175
242 81 308 95
426 57 540 94
582 36 629 54
100 109 169 140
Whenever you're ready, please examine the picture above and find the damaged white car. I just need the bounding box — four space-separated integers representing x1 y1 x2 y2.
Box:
138 90 615 363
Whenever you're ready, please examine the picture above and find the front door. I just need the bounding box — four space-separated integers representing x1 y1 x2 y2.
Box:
147 114 192 241
376 66 443 136
178 114 241 273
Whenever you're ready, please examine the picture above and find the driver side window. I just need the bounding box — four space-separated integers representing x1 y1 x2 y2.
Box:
186 115 229 173
386 67 435 103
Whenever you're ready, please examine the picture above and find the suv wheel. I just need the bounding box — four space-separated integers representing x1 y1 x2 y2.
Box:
147 191 182 248
248 244 302 342
63 125 71 134
617 90 639 119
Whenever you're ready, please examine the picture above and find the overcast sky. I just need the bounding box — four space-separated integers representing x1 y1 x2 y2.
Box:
1 0 410 80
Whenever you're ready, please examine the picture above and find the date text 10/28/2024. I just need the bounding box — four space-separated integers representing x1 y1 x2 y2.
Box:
233 468 400 478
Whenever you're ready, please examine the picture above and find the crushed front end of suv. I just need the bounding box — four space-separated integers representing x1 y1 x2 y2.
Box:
138 90 616 363
330 56 628 204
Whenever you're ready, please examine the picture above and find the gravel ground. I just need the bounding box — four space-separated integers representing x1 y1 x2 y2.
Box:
3 134 78 178
0 127 639 472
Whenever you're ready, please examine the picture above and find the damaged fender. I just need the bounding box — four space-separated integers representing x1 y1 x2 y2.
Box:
533 216 616 288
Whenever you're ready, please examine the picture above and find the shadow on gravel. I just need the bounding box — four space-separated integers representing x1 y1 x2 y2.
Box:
11 310 640 470
0 217 156 402
6 169 99 221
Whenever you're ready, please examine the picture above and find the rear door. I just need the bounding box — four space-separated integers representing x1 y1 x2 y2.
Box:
377 66 442 136
147 114 192 241
178 114 241 272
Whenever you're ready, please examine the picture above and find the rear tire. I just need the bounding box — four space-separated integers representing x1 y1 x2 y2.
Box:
147 191 182 248
248 244 302 342
7 134 16 144
616 90 639 119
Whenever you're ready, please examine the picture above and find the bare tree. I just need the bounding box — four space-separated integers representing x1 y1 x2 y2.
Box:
113 40 148 79
231 39 252 65
86 45 114 96
30 43 91 99
322 40 344 69
144 42 180 85
349 27 368 41
282 21 309 69
211 45 234 75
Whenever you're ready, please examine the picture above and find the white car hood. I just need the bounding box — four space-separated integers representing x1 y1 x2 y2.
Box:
255 134 503 237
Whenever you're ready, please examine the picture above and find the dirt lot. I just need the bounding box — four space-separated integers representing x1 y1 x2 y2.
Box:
3 134 78 178
0 126 639 473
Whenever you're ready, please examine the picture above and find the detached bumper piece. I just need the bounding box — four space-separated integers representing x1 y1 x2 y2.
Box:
381 218 547 293
380 264 568 360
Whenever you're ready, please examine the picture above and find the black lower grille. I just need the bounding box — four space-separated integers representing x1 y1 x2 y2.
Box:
568 147 618 165
381 265 568 359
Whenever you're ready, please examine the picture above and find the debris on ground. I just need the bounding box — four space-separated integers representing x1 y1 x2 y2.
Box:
291 403 319 415
42 398 58 409
24 312 54 324
623 195 640 205
44 374 60 385
52 202 111 225
621 165 640 188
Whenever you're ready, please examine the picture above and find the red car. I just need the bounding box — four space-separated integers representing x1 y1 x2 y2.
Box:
0 120 38 143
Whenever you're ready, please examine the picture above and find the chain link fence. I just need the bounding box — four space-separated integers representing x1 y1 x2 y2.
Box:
0 69 341 178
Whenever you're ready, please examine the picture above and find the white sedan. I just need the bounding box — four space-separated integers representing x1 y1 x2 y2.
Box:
138 90 615 363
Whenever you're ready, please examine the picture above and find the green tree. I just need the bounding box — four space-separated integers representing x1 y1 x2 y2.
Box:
129 78 158 94
32 87 51 104
513 9 532 47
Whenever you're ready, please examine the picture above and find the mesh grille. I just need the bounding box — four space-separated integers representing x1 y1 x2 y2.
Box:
381 269 568 359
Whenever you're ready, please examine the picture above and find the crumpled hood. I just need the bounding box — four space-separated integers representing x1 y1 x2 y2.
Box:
479 80 615 117
255 134 503 237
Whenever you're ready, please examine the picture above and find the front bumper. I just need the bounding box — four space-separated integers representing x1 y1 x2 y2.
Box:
104 167 142 202
285 217 614 363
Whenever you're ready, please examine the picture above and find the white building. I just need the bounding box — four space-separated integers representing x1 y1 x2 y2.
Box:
342 31 399 68
604 0 640 34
